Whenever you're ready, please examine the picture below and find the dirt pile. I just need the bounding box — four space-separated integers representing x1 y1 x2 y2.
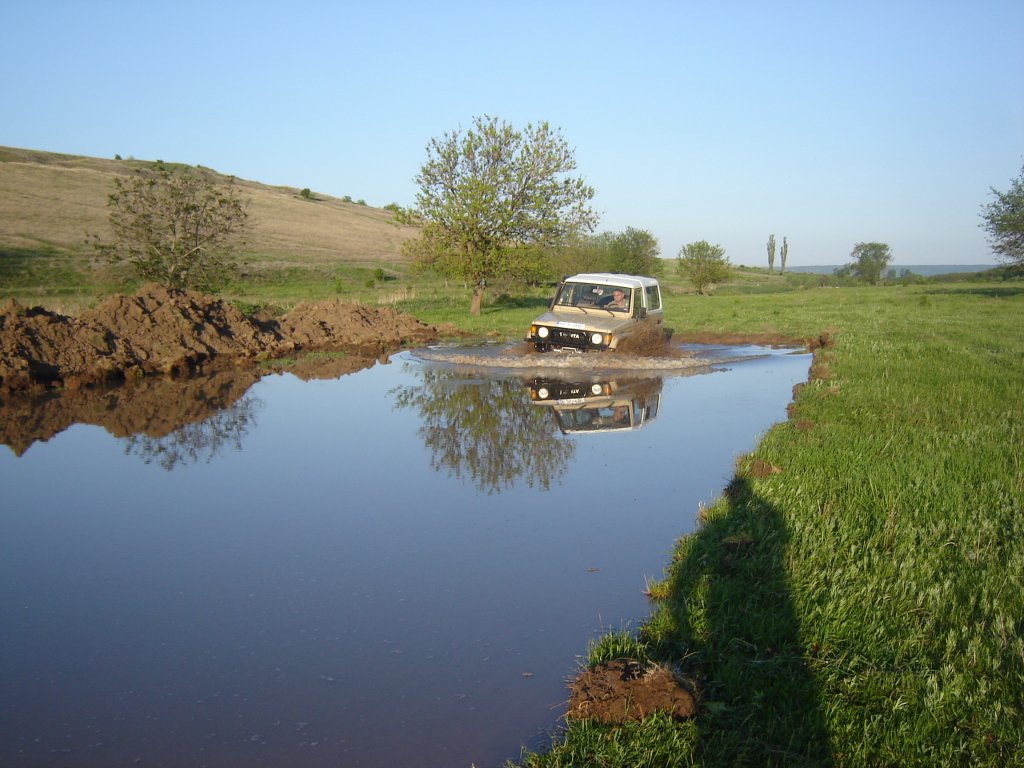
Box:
567 660 697 723
0 284 438 397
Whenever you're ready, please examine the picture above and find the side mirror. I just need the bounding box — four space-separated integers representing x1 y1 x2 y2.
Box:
637 307 647 319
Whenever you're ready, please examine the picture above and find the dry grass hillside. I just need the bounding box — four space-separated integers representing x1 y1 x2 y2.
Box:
0 146 417 267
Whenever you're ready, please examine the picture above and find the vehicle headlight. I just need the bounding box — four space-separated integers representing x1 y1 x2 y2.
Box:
591 332 605 345
590 384 604 396
537 387 550 400
537 326 550 339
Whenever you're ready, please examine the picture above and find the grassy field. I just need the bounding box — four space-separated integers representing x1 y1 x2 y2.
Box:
0 146 417 312
486 284 1021 767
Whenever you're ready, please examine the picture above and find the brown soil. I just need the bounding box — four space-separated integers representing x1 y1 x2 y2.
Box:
0 284 438 398
566 660 697 723
0 285 441 453
0 285 440 454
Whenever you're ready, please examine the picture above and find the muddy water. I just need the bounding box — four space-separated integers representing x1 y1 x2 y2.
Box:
0 344 810 768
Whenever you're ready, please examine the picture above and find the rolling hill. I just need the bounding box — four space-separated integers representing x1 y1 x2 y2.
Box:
0 146 417 267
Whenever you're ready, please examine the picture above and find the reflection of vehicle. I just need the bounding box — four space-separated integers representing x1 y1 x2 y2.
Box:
526 273 664 352
528 377 662 433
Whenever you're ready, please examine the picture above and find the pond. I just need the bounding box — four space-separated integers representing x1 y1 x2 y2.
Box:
0 343 810 767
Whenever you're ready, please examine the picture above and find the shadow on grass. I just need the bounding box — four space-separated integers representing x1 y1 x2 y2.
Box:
484 294 552 313
0 246 57 282
924 285 1024 298
651 473 832 767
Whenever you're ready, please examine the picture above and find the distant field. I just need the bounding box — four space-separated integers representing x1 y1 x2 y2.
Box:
786 264 998 276
0 145 418 273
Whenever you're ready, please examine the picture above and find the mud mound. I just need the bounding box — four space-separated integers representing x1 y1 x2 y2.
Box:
567 660 697 723
0 285 438 397
276 299 437 353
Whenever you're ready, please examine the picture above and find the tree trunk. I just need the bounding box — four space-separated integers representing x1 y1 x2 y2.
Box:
470 283 484 316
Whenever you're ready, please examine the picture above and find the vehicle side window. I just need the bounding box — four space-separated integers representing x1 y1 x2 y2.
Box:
645 285 661 311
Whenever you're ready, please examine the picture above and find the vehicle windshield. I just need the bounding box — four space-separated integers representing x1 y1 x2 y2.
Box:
556 404 635 432
554 282 633 313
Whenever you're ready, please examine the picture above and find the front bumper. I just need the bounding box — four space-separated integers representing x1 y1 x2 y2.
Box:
527 324 610 351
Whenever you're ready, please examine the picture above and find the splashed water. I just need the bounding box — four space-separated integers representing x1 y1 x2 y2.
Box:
409 341 761 375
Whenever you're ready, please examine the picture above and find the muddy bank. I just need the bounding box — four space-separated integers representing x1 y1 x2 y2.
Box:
567 660 696 723
0 284 439 398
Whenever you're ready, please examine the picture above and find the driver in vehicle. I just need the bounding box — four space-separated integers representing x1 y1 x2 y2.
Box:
601 288 629 311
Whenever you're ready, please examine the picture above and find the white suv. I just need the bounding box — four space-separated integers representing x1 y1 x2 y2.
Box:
526 273 664 352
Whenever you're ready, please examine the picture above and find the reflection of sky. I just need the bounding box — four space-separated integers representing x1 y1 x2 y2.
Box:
0 347 810 768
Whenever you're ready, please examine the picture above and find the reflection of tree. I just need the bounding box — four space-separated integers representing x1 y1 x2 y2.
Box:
392 367 574 494
123 395 260 470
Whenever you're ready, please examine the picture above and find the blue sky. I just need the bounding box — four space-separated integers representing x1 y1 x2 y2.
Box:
4 1 1022 266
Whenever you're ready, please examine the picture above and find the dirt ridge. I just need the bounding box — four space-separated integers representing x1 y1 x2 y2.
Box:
0 284 438 397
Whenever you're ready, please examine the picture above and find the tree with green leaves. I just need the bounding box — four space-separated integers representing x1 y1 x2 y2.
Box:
94 164 250 292
677 240 732 295
980 162 1024 269
544 233 612 279
841 242 893 284
767 233 776 273
780 236 789 274
608 226 662 275
407 115 598 315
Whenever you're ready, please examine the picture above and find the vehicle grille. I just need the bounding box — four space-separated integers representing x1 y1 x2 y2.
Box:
548 327 588 347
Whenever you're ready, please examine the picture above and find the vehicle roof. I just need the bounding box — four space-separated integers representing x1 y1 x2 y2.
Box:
564 273 660 289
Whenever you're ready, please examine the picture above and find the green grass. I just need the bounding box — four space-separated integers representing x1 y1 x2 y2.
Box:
0 245 140 310
509 283 1024 767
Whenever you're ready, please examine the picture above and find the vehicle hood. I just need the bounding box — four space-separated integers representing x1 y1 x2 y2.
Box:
530 309 629 332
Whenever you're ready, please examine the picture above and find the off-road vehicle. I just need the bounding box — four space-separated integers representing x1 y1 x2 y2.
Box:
526 273 663 352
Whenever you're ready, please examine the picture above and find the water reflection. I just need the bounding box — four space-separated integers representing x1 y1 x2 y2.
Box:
122 395 260 469
0 353 382 461
528 376 662 434
0 367 262 458
392 367 575 493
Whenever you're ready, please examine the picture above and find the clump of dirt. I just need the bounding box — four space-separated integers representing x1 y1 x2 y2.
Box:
566 660 697 723
748 459 782 477
0 284 438 398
